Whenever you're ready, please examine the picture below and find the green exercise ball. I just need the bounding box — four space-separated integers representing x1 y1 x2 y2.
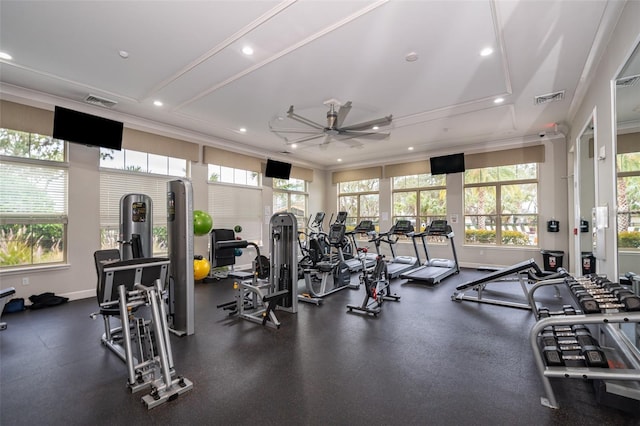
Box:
193 210 213 236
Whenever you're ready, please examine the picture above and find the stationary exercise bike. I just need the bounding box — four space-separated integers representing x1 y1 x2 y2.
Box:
347 245 400 317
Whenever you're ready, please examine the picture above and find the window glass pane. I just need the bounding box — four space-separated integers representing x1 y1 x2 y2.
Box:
0 128 30 157
168 157 187 177
220 166 234 183
148 153 168 175
125 150 148 172
464 167 499 184
464 216 497 244
464 186 496 215
274 178 304 191
208 165 221 182
393 176 407 189
273 192 288 213
617 175 640 246
501 215 537 246
419 189 447 216
340 179 378 193
496 163 537 181
617 152 640 172
0 162 68 214
234 169 247 185
248 171 259 186
0 223 65 266
501 183 537 214
31 134 64 161
393 192 416 216
360 194 379 217
420 173 446 187
337 196 356 217
100 148 124 169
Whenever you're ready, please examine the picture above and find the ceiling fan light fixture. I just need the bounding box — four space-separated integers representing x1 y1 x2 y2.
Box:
405 52 419 62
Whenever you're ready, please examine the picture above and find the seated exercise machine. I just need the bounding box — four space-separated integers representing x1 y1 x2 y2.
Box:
91 252 193 409
299 219 358 305
347 248 400 316
216 212 298 329
0 287 16 330
343 219 377 272
400 219 459 285
372 219 420 279
451 258 568 310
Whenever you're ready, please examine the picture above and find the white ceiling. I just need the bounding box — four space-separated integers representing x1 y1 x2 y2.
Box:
0 0 627 169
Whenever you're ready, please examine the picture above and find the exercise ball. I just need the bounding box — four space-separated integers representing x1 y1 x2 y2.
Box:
234 248 243 257
193 210 212 236
193 257 211 280
234 225 243 233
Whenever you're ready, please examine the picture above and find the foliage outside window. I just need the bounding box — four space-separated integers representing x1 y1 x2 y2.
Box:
273 178 307 228
392 174 446 240
338 179 379 232
617 152 640 249
100 148 188 255
207 164 258 186
1 128 67 268
464 163 538 246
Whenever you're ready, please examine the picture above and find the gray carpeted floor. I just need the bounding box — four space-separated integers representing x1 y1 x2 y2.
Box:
1 268 639 425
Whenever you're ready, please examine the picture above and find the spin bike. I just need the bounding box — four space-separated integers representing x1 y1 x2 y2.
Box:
347 244 400 317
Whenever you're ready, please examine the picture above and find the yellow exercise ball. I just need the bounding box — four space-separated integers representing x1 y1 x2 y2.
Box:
193 257 211 281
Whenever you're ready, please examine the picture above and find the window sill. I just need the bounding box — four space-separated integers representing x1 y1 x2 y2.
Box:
0 263 71 276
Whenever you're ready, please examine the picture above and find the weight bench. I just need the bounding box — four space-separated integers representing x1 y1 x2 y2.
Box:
451 259 565 310
0 287 17 330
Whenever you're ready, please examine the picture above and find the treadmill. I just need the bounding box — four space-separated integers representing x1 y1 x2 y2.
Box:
374 219 420 279
400 220 459 284
343 219 377 272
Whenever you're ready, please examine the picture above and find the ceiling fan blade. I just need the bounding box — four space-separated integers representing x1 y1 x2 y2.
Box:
286 105 325 130
285 133 325 145
340 114 393 131
319 135 331 150
270 127 325 134
338 130 390 140
335 101 352 128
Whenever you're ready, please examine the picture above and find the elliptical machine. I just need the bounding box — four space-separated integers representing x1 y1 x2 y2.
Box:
299 214 358 305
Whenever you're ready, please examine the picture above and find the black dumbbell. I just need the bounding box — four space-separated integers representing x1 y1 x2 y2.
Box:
619 294 640 311
538 307 550 319
581 345 608 367
578 297 601 314
562 305 577 315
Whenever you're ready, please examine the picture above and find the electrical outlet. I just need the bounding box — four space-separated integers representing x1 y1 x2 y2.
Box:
22 277 30 286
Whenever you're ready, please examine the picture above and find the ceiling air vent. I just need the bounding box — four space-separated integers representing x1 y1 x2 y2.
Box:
84 94 117 108
534 90 565 105
616 75 640 88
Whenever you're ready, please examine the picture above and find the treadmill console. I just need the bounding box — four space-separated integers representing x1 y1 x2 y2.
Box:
354 220 375 233
427 220 452 236
328 223 346 245
392 220 414 235
335 211 348 224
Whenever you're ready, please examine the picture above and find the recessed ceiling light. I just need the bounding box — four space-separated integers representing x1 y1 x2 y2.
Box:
337 158 342 162
153 100 163 107
0 51 13 60
372 126 379 130
118 50 129 59
408 146 414 151
291 144 298 149
480 47 493 57
239 127 247 133
405 52 419 62
242 46 254 55
494 97 504 104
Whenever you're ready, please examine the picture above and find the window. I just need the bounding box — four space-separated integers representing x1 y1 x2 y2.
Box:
208 164 259 186
207 165 262 245
0 128 67 269
464 163 538 246
392 174 446 233
273 178 307 227
100 148 188 255
617 151 640 250
338 178 379 231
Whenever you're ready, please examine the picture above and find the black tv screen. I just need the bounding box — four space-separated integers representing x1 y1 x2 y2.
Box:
53 106 123 150
430 153 465 175
265 159 292 179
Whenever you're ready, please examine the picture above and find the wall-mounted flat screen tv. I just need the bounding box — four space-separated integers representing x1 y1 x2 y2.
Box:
265 159 292 179
53 106 123 150
430 153 465 175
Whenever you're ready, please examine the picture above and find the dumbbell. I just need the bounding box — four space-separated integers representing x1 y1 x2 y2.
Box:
577 296 601 314
542 344 608 367
619 294 640 311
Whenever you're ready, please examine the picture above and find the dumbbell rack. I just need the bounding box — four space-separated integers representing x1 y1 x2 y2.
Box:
529 274 640 409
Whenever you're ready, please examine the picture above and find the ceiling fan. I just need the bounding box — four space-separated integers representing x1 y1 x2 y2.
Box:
270 100 393 149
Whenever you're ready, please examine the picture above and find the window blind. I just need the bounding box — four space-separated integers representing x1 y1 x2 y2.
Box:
208 184 262 244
